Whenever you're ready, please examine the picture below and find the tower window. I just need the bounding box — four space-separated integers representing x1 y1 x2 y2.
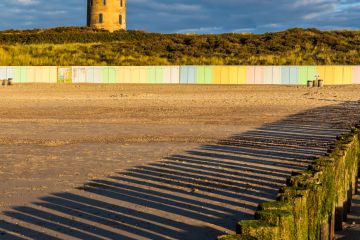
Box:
119 15 122 24
120 0 123 7
99 13 103 23
103 0 106 5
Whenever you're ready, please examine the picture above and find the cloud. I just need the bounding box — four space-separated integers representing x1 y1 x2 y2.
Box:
0 0 359 33
15 0 39 5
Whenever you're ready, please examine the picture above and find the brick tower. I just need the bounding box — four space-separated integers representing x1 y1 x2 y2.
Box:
87 0 126 32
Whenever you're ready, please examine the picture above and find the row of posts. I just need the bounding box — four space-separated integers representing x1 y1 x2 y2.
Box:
320 167 359 240
1 78 12 86
307 79 324 88
321 183 355 240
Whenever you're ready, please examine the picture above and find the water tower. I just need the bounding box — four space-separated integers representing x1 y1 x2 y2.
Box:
87 0 126 32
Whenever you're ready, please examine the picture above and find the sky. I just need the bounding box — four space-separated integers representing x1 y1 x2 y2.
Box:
0 0 359 33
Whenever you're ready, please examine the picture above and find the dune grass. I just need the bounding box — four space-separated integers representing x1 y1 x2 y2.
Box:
0 27 359 66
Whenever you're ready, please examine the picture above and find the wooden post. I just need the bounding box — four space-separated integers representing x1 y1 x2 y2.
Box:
355 166 360 194
307 80 313 87
320 221 329 240
318 79 324 88
7 78 12 86
330 208 335 240
347 185 353 213
1 79 5 86
335 206 344 231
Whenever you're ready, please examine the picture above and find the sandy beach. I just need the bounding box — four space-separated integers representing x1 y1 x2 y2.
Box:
1 84 360 239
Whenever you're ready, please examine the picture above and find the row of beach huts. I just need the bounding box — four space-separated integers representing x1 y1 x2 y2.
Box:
0 66 359 85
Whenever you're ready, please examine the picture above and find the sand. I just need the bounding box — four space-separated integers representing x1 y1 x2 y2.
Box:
1 84 360 239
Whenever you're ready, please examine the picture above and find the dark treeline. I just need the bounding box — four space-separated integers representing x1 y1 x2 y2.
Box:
0 27 359 66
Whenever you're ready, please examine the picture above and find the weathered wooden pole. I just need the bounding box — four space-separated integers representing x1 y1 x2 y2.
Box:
307 80 313 87
318 79 324 88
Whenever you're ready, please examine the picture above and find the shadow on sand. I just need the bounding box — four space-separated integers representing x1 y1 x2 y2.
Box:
1 100 360 240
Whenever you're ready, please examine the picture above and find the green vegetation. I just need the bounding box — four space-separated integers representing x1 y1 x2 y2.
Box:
0 27 359 66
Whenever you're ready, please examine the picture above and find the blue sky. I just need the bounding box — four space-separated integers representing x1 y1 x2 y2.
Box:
0 0 359 33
